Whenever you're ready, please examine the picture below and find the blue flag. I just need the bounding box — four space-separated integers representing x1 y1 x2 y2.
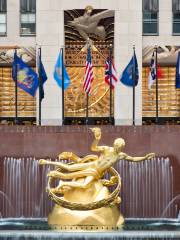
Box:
120 53 139 87
176 51 180 88
12 52 39 97
37 55 48 101
53 50 70 89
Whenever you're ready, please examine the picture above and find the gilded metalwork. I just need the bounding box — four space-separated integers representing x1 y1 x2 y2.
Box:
142 67 180 117
0 48 36 118
46 166 121 211
142 46 180 118
39 128 155 229
65 67 113 116
64 7 115 118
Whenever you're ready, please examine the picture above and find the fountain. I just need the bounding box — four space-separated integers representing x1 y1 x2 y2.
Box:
0 127 180 239
161 195 180 219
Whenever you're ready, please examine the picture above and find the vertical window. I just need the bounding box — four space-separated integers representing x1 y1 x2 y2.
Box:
143 0 159 35
20 0 36 36
172 0 180 35
0 0 7 36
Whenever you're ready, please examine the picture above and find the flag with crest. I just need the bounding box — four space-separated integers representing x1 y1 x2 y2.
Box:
12 52 39 97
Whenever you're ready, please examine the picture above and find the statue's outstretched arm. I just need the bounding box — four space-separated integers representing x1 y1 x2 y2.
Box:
90 128 106 152
40 159 95 172
89 10 114 23
120 152 155 162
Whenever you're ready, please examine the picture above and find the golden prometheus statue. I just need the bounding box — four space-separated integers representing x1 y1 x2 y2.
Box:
39 128 155 230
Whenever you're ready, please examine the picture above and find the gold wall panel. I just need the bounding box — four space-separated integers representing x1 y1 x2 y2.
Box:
142 67 180 117
64 8 115 119
64 67 113 117
0 67 36 117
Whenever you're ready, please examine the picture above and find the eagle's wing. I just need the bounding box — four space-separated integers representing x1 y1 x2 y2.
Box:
89 10 114 23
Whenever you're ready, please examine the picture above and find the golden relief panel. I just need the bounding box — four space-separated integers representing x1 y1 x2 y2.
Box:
0 47 36 118
0 67 36 117
142 67 180 117
64 8 115 118
64 66 113 117
142 46 180 118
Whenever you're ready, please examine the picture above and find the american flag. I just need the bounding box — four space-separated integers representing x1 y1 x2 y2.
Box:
83 47 94 94
105 58 118 88
148 51 156 89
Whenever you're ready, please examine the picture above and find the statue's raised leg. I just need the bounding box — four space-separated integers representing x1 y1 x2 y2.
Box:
39 158 96 172
48 168 100 180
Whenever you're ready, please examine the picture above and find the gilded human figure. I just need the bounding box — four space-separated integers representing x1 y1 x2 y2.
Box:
39 128 155 194
68 6 114 42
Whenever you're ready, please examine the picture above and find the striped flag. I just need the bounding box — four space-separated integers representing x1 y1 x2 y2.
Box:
105 58 118 88
148 51 156 89
83 47 94 94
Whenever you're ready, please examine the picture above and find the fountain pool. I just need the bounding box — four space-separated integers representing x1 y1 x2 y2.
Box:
0 218 180 239
0 157 179 239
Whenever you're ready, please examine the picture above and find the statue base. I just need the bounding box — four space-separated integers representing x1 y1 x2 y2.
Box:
48 179 124 231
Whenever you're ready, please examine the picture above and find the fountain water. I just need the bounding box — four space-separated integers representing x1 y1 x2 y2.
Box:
0 156 179 239
0 156 175 218
178 211 180 221
1 157 54 218
0 191 14 216
161 195 180 219
116 157 174 218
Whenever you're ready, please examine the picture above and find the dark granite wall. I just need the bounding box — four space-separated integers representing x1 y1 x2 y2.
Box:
0 125 179 218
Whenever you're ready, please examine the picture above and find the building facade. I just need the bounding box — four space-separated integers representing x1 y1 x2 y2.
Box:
0 0 180 125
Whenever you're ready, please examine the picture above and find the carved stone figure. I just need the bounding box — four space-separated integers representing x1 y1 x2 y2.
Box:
68 6 114 42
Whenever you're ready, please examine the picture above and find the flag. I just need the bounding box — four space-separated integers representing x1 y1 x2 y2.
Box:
37 54 48 101
176 51 180 88
105 57 118 88
148 51 156 89
53 50 70 89
12 52 39 97
83 47 94 94
120 53 139 87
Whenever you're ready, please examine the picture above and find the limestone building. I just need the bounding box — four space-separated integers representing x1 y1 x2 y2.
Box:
0 0 180 125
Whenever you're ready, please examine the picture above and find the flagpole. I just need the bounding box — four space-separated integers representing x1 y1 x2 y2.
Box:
14 48 18 125
38 47 42 126
86 93 89 125
61 47 65 125
132 45 136 126
109 44 113 124
155 46 159 124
